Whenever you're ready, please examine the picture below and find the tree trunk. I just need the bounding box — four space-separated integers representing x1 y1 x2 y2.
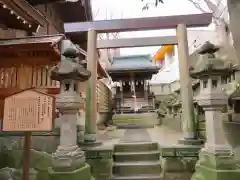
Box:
228 0 240 64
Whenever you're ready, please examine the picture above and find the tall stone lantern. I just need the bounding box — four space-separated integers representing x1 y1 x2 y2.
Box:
48 40 93 180
190 42 240 180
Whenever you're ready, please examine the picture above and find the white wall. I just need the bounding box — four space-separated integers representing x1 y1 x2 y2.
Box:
151 29 217 85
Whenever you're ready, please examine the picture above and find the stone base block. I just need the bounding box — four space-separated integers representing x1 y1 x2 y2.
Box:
191 151 240 180
78 140 102 149
161 158 194 180
48 164 93 180
178 138 204 146
163 172 192 180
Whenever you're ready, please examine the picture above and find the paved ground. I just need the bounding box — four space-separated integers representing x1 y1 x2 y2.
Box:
120 128 152 143
96 125 183 148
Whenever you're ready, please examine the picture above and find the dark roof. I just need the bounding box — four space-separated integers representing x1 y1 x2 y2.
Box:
26 0 92 22
1 0 47 32
108 54 159 72
0 34 64 47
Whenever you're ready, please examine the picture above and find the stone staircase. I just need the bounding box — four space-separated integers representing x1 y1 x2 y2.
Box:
112 142 162 180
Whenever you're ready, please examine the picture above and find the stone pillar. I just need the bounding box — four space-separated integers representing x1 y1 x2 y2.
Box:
120 80 123 113
84 29 100 145
199 80 230 153
144 80 148 103
177 24 200 144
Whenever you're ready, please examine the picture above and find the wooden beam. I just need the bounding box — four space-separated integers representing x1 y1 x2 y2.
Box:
97 36 177 49
64 13 212 33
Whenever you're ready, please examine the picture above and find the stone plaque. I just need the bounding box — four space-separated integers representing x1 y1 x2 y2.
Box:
3 89 55 132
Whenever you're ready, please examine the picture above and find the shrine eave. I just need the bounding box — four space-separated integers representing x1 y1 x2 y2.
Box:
0 34 65 66
0 0 48 32
0 34 65 51
26 0 64 5
108 67 160 74
26 0 93 22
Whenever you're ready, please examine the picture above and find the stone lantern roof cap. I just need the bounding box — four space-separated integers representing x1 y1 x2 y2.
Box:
229 85 240 102
190 41 236 79
50 47 91 81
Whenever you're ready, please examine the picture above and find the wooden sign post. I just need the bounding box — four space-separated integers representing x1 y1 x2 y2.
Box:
2 89 55 180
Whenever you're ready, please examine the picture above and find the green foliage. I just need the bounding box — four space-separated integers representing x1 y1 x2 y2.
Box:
141 0 164 10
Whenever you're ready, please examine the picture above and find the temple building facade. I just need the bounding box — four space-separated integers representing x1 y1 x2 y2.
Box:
108 54 159 114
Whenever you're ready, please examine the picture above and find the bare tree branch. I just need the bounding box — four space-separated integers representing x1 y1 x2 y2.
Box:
188 0 209 12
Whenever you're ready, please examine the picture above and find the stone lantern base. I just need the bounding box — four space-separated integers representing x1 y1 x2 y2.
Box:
178 138 204 146
191 151 240 180
48 164 94 180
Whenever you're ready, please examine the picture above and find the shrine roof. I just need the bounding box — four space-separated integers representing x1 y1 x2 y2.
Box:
108 54 159 72
27 0 92 22
0 34 65 47
0 35 65 67
1 0 47 32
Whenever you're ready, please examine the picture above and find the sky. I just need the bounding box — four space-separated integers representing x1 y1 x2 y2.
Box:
91 0 209 56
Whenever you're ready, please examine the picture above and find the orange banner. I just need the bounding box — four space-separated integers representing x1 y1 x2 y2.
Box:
153 45 174 64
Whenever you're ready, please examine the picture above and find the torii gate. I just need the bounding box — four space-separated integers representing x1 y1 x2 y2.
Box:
64 13 212 145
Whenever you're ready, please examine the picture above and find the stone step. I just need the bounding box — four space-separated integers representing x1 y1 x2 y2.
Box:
112 175 162 180
114 142 158 153
112 161 161 176
117 124 154 129
113 151 160 162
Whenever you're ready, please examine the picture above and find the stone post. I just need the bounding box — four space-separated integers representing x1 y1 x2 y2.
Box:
120 80 123 113
84 29 100 145
48 41 93 180
144 80 148 104
176 24 200 144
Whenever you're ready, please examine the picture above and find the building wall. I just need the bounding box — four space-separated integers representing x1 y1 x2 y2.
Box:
33 4 64 35
150 30 218 96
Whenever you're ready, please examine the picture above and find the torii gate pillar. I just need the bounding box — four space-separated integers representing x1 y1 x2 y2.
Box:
83 29 101 146
177 24 202 145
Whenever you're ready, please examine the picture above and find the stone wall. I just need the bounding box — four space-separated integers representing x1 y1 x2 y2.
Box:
85 149 113 180
160 146 200 180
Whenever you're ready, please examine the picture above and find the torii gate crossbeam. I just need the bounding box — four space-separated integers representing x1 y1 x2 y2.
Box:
64 13 212 33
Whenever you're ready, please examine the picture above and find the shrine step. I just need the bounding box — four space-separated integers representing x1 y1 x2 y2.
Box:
112 113 158 127
112 161 162 177
112 175 162 180
114 142 158 153
117 124 154 129
113 151 160 162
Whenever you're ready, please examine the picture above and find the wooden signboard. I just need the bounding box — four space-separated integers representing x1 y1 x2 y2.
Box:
3 89 55 132
2 89 55 180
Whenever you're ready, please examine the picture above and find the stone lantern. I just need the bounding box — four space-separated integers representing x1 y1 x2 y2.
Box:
48 40 92 180
190 42 240 180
